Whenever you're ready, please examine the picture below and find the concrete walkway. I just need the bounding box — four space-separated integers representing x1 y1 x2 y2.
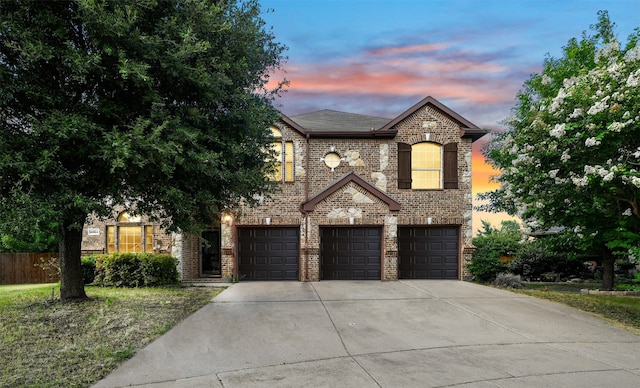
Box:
93 281 640 387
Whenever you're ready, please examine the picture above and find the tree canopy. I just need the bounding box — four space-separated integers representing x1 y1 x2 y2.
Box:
0 0 287 299
481 11 640 289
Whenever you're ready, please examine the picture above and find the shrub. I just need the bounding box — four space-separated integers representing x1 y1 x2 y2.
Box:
139 254 180 286
467 220 520 283
472 220 523 259
81 256 96 285
93 253 178 287
466 251 509 283
493 273 523 289
510 234 590 281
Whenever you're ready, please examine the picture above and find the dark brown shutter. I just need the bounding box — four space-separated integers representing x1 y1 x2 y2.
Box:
443 142 458 189
398 142 411 189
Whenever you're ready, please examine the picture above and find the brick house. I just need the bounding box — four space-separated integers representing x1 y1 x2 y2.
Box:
82 96 485 282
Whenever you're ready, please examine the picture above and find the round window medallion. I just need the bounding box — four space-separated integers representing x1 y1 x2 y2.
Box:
324 152 341 170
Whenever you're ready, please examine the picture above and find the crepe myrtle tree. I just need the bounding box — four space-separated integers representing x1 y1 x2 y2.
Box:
481 11 640 290
0 0 287 300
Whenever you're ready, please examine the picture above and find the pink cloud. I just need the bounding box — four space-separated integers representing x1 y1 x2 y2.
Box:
268 60 515 105
367 43 452 57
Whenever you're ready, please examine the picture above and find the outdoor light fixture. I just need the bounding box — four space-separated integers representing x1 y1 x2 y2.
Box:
222 213 233 225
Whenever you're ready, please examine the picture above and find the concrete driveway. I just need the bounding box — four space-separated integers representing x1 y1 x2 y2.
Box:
94 281 640 387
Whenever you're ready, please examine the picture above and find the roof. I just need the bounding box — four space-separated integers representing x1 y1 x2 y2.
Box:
289 110 395 138
280 96 487 142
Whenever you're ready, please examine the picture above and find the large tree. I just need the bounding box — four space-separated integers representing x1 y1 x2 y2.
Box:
481 11 640 290
0 0 286 300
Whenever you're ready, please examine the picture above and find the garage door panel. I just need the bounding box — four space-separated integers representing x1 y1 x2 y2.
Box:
238 227 299 281
321 227 381 280
398 227 459 279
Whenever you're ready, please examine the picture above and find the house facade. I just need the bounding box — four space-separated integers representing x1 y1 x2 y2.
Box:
82 96 485 282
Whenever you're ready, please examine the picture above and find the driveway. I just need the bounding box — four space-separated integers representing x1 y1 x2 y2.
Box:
94 281 640 387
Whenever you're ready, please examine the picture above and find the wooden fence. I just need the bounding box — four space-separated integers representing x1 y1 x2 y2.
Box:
0 253 60 284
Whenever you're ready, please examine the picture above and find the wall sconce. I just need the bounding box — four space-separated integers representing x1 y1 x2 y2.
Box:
222 213 233 225
427 217 433 225
265 217 271 225
349 217 355 225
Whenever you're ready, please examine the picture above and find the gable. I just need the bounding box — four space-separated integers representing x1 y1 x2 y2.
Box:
301 173 401 212
380 96 486 142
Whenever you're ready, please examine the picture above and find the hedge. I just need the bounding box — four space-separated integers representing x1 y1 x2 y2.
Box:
90 253 179 287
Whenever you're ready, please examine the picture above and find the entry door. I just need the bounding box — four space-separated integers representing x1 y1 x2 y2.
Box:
201 230 221 276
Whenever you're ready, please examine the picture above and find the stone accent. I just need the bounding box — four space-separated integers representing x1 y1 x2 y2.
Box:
380 144 389 171
344 149 365 166
580 289 640 296
371 171 387 192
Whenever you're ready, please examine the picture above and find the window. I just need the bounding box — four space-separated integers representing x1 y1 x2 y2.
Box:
398 142 458 189
106 212 154 253
412 142 442 189
323 152 341 171
270 127 294 182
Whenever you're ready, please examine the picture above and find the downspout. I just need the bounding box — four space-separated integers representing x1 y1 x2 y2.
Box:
304 133 310 281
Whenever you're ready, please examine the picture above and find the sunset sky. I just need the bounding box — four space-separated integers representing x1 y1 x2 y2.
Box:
260 0 639 233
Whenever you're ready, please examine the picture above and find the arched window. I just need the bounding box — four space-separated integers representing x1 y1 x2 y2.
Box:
398 142 458 190
411 142 442 189
106 212 154 253
270 127 294 182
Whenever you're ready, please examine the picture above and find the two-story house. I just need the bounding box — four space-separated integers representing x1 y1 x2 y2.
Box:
173 96 485 282
82 96 485 282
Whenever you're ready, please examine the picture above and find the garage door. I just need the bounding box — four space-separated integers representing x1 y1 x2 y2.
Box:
398 227 459 279
321 227 381 280
238 227 299 280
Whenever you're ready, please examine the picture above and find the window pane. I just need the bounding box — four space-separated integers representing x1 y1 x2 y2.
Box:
412 170 441 189
270 126 282 138
412 143 441 169
118 212 141 222
271 142 283 181
145 226 153 253
107 226 115 253
119 226 142 253
285 141 294 182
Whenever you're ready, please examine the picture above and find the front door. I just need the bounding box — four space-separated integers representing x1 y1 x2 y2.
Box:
201 230 221 276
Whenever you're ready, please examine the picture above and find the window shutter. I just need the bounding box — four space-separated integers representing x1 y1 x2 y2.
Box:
443 142 458 189
398 142 411 189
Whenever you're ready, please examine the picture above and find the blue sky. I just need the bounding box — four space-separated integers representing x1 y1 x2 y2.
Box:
260 0 639 228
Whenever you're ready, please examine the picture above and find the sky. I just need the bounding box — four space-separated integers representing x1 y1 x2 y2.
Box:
259 0 640 233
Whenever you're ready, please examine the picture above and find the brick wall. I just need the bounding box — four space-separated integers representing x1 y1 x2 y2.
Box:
229 103 475 281
81 207 172 256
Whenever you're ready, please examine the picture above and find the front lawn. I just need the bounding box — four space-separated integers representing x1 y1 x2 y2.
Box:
0 284 222 388
515 284 640 332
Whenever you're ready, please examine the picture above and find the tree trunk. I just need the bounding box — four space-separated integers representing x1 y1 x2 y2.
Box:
601 248 615 291
59 221 87 301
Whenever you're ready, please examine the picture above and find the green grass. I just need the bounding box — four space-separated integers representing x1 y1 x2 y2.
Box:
0 284 223 388
515 286 640 332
